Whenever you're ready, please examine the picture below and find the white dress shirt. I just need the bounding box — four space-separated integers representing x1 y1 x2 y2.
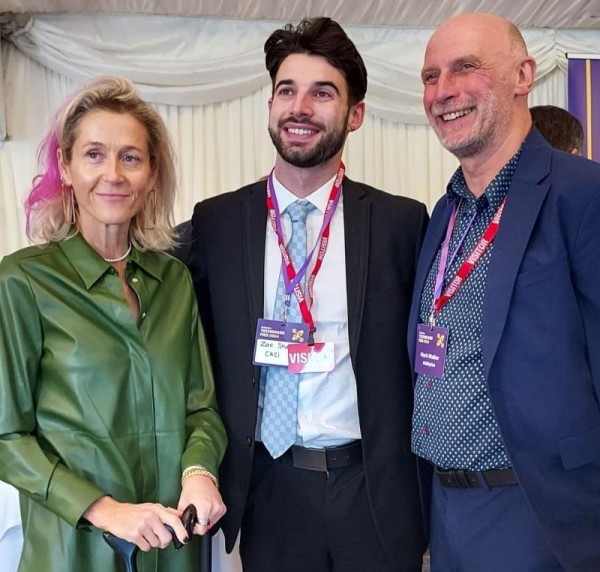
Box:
258 173 361 449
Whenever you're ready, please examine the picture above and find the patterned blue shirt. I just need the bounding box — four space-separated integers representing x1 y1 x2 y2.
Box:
412 150 522 470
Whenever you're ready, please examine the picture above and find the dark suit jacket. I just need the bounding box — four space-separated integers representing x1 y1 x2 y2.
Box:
176 177 429 568
408 130 600 571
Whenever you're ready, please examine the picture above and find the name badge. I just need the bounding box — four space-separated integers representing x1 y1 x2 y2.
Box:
253 318 309 367
414 323 448 379
288 342 335 373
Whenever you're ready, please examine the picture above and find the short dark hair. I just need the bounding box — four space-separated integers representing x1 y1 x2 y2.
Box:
264 17 367 106
530 105 584 153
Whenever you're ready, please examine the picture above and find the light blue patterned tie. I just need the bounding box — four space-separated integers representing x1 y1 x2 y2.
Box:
261 200 315 458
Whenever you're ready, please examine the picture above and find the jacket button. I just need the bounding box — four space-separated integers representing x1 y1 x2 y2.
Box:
246 436 253 447
252 376 256 386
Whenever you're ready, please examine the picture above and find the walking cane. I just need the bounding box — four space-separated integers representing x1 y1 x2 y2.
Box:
201 532 212 572
103 504 212 572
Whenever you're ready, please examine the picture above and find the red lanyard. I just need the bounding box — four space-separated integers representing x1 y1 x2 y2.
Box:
432 196 507 319
266 162 344 338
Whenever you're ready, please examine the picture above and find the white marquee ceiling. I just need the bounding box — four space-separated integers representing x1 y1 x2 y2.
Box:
2 0 600 29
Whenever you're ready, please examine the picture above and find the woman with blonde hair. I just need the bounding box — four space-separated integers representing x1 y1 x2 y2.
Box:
0 76 226 571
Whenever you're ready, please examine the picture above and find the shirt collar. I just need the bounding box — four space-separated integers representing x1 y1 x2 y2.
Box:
271 172 338 215
128 248 165 283
445 146 524 209
57 233 163 290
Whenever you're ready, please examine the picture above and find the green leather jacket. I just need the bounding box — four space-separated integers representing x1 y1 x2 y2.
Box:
0 234 227 571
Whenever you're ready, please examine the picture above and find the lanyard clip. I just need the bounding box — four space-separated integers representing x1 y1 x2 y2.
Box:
282 294 291 324
428 311 436 329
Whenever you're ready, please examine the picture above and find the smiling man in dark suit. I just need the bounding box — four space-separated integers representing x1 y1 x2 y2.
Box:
176 17 428 572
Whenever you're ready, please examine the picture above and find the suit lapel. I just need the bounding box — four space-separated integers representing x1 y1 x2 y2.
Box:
243 181 268 338
482 132 552 378
342 179 370 365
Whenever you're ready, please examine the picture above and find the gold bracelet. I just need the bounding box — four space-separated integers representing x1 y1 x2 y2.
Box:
181 465 219 489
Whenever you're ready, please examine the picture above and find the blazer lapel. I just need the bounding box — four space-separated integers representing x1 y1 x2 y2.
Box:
343 179 370 365
482 132 552 378
243 181 268 338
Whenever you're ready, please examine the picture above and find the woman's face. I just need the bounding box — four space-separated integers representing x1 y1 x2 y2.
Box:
58 109 157 239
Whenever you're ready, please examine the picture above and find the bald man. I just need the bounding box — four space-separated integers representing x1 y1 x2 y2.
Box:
409 13 600 571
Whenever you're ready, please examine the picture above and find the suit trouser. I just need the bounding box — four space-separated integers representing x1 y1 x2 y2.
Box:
239 442 419 572
430 475 563 572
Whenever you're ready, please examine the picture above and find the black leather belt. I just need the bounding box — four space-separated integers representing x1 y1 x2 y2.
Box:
287 441 362 472
434 466 518 488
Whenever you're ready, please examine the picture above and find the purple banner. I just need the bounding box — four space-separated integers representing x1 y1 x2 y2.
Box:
568 57 600 162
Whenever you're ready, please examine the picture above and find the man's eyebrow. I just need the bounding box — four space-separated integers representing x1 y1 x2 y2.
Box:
274 79 341 95
274 79 295 91
421 66 437 78
314 81 340 95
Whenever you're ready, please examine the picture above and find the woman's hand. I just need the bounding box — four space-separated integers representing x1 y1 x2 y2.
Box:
178 475 227 535
83 496 189 551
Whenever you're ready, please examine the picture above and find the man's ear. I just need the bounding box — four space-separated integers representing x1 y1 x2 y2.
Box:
515 56 536 96
347 101 365 133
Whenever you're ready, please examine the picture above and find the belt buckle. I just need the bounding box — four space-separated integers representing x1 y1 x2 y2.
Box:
436 468 467 487
292 447 328 472
436 468 480 488
455 470 473 488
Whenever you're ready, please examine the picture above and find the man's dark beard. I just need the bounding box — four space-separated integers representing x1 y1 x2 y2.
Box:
268 120 348 169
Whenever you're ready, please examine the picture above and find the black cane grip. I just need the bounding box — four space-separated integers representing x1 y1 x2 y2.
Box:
102 502 198 572
165 504 197 550
182 504 198 537
102 531 138 572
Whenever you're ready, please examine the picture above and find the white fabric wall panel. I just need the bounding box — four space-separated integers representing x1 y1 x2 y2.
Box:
1 16 581 121
3 0 600 29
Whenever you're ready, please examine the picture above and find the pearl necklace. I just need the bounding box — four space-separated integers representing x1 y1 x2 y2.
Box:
103 242 132 263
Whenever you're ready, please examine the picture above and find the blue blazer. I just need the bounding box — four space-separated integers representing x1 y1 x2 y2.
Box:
408 129 600 571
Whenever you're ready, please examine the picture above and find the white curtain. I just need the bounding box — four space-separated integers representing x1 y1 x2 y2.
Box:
1 14 590 257
2 15 584 120
2 0 598 30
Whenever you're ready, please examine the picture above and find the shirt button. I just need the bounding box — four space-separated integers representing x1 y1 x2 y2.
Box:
426 381 432 389
131 277 139 283
246 436 253 447
423 426 430 436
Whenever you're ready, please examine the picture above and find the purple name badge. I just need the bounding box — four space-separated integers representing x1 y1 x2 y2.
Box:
414 323 448 379
253 319 309 367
